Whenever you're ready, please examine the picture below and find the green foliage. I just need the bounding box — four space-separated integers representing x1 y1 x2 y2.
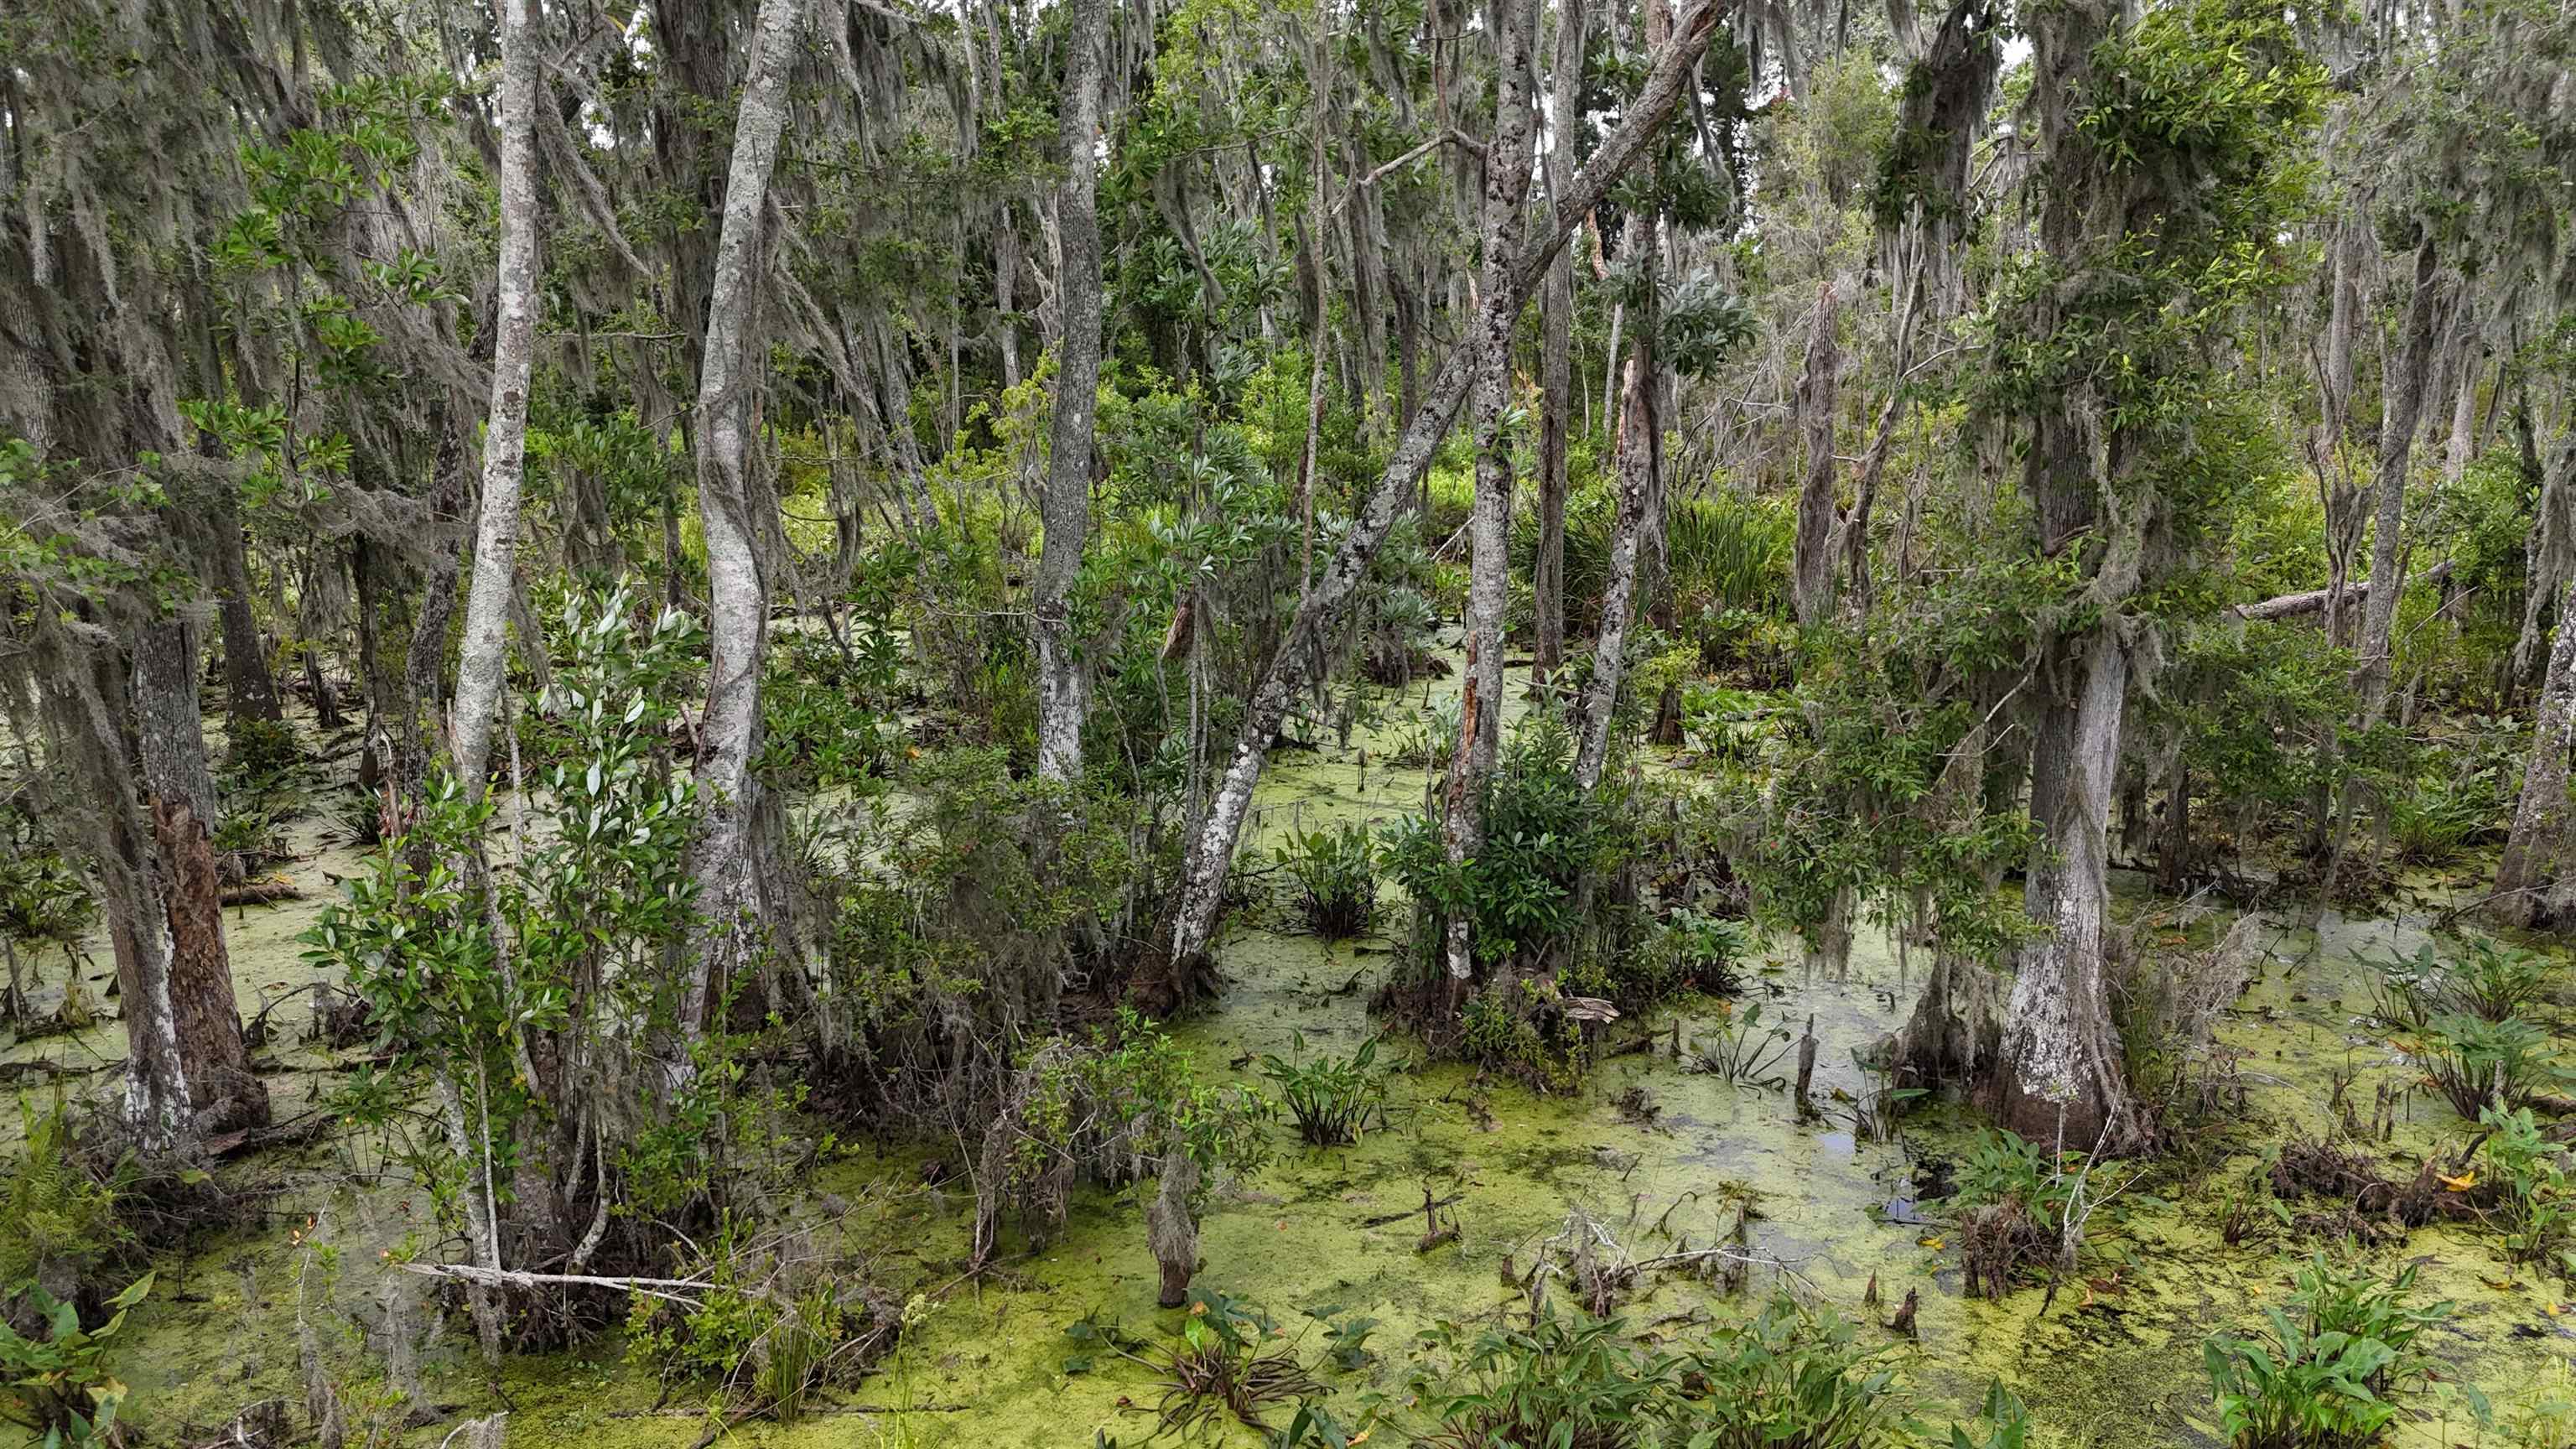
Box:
1688 1000 1795 1088
0 1097 130 1312
756 626 902 789
2414 1013 2566 1119
2204 1257 2453 1448
1271 822 1377 939
1956 1130 2079 1233
2480 1105 2575 1274
1138 1290 1324 1436
1409 1296 1920 1448
1381 717 1610 976
624 1216 880 1424
0 1272 153 1449
1256 1031 1388 1147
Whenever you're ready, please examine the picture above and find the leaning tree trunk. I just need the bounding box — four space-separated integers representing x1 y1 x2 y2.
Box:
448 0 545 803
678 0 803 1052
1032 0 1110 782
1161 0 1730 989
2496 574 2576 928
1440 0 1541 982
1532 0 1586 680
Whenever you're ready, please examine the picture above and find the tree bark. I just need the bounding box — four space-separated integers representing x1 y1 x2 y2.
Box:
1439 0 1541 982
1533 0 1586 679
2514 431 2576 693
210 494 283 726
2350 238 2447 726
1033 0 1110 782
127 620 267 1148
1988 628 2137 1150
2497 574 2576 929
1790 281 1841 628
1161 0 1731 986
678 0 805 1052
449 0 545 804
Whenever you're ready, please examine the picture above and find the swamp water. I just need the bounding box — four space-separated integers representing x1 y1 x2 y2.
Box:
6 693 2573 1448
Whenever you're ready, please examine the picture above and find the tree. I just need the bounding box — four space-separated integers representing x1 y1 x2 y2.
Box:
1032 0 1112 783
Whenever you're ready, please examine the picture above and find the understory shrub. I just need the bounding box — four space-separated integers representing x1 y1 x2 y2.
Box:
0 1272 153 1448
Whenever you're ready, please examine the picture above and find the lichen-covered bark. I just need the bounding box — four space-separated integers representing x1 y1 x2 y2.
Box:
1790 282 1842 629
1533 0 1587 678
449 0 544 803
2350 239 2448 725
2497 574 2576 928
1033 0 1110 783
679 0 805 1051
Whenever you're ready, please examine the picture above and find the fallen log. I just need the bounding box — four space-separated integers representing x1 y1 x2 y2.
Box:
2233 561 2454 622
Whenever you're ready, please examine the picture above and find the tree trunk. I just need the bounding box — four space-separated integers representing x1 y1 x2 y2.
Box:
127 620 267 1148
2350 238 2447 726
2514 432 2576 695
1574 262 1658 792
1440 0 1541 982
449 0 544 804
1161 0 1728 987
1988 628 2138 1150
1533 0 1586 679
1145 1148 1202 1309
1790 281 1841 628
678 0 804 1052
210 495 283 725
2497 574 2576 928
1033 0 1110 782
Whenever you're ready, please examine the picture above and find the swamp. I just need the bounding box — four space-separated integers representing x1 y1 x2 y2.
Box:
6 0 2576 1444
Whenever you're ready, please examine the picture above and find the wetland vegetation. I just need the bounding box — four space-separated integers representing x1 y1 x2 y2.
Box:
5 0 2576 1443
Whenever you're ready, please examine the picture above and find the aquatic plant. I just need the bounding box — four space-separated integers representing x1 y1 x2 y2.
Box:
1672 1296 1918 1448
2480 1105 2575 1272
2375 937 2556 1026
1410 1307 1682 1449
2203 1256 2452 1449
1953 1130 2084 1298
0 1271 152 1448
0 1093 131 1307
1271 821 1378 938
1257 1031 1389 1146
2413 1013 2565 1118
1687 1000 1794 1088
1137 1291 1323 1436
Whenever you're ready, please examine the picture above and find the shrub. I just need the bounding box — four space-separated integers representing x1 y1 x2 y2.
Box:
1272 822 1377 938
1257 1031 1389 1146
2204 1257 2450 1448
1671 1295 1914 1448
0 1272 152 1447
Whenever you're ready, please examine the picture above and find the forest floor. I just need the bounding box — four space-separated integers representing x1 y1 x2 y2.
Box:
3 656 2570 1447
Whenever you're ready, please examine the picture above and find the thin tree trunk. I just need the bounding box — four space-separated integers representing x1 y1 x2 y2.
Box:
1790 281 1841 627
1533 0 1586 678
449 0 544 803
210 496 283 725
2514 430 2576 694
1162 0 1730 987
678 0 804 1050
1440 0 1540 982
1033 0 1111 782
2351 238 2447 726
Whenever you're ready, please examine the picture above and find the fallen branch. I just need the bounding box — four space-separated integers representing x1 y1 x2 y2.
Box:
396 1262 710 1306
